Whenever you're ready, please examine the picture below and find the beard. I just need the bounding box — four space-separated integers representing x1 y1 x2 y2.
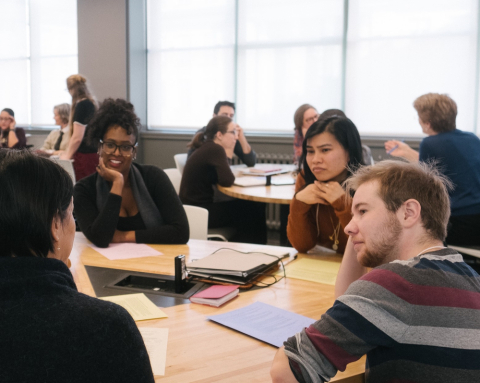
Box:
359 213 403 268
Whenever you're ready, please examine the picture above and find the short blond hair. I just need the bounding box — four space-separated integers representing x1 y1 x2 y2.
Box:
413 93 457 133
345 160 452 242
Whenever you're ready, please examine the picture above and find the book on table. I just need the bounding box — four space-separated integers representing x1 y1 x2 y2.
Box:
190 285 239 307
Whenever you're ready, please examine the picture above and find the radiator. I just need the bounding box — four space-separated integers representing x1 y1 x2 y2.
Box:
232 152 295 230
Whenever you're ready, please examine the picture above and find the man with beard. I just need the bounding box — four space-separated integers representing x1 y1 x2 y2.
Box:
270 160 480 383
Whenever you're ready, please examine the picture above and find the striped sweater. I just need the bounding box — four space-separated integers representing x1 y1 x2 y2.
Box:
284 248 480 382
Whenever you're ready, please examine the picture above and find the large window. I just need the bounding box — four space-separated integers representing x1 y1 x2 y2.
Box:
147 0 480 134
0 0 77 127
147 0 344 131
346 0 478 134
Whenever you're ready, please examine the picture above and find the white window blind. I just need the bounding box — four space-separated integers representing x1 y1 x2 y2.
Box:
147 0 236 128
236 0 344 130
0 0 77 126
147 0 344 131
147 0 480 135
345 0 478 134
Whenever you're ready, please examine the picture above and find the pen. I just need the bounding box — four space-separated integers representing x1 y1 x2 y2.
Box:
387 140 404 155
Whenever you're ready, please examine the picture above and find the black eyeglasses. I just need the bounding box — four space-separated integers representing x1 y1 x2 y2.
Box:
100 140 137 157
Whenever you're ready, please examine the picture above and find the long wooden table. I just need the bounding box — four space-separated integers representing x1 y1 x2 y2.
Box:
69 233 365 382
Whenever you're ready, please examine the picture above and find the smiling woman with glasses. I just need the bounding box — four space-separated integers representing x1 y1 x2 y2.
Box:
73 98 189 247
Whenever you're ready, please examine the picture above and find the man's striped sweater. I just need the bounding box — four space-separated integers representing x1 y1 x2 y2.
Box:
284 248 480 383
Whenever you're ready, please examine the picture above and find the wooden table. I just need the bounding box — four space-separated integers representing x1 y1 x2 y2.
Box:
70 233 365 382
218 164 296 205
217 183 295 205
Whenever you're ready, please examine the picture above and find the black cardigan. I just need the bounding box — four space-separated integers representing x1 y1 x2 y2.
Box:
73 163 189 247
180 140 235 205
0 257 154 383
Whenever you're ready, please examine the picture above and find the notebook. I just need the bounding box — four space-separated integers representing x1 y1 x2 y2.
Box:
190 285 239 307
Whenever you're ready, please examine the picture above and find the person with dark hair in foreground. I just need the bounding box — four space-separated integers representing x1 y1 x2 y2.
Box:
187 100 257 166
287 116 364 254
73 98 189 247
0 108 27 149
385 93 480 247
271 160 480 383
0 149 154 382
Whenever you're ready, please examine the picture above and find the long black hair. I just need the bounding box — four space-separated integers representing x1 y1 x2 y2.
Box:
299 117 364 185
0 150 73 258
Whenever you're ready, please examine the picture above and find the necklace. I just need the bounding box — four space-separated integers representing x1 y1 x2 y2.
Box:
329 215 341 251
315 205 341 251
415 245 446 258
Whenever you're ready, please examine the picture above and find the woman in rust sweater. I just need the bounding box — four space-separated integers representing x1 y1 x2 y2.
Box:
287 117 364 253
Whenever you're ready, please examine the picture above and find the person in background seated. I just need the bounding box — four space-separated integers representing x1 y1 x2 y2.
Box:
287 117 364 254
38 103 71 156
0 149 154 382
188 101 257 166
180 115 267 244
385 93 480 247
0 108 27 149
60 74 98 181
73 98 189 248
293 104 318 163
271 160 480 383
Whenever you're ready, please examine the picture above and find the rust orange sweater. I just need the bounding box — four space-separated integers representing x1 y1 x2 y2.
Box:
287 174 352 254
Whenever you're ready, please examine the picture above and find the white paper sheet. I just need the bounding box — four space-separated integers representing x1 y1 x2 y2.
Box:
138 327 169 376
90 243 163 260
208 302 315 347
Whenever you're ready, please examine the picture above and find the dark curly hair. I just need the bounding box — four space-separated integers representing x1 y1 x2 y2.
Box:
87 98 141 147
